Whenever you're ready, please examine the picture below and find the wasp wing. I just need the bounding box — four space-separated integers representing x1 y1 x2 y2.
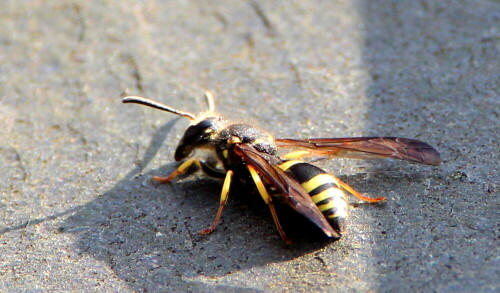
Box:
276 137 441 166
233 143 340 239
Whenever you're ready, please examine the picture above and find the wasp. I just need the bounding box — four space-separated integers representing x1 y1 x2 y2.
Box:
123 93 441 244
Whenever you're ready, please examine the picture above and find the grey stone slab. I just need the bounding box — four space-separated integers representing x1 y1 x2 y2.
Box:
1 0 498 292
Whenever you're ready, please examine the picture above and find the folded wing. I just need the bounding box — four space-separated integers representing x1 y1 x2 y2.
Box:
276 137 441 166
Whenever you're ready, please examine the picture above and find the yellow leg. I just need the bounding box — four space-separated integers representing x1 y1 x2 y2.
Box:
199 170 233 235
332 176 386 203
152 158 201 183
282 150 311 160
247 165 290 245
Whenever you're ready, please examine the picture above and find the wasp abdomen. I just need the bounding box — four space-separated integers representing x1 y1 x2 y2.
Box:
278 160 348 233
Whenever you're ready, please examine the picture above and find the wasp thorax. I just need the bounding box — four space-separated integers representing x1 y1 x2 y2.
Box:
174 116 225 161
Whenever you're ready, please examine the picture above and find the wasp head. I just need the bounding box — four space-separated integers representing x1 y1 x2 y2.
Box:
122 94 225 161
174 116 225 161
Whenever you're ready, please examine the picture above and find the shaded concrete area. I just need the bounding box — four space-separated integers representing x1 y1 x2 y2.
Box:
1 1 498 292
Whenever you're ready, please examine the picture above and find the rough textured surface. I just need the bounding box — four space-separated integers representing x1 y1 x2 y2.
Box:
1 0 498 292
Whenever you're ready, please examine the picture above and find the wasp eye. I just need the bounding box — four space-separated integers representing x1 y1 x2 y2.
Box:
175 119 218 161
196 119 214 130
183 120 214 140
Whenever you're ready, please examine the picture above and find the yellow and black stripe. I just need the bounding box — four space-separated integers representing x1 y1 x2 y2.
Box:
278 160 348 233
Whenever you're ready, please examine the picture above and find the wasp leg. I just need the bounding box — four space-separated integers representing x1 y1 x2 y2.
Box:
199 170 233 235
332 175 386 203
282 150 312 160
247 165 291 245
152 158 202 183
154 158 226 183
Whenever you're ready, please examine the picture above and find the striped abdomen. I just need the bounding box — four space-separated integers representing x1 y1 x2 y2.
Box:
278 160 348 233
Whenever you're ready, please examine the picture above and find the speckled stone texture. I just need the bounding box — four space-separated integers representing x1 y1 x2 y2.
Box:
1 1 498 292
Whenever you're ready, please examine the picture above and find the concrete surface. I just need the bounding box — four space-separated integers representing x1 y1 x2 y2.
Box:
1 0 498 292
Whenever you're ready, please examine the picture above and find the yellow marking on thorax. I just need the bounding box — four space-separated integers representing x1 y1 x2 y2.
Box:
277 160 302 171
301 173 337 193
228 136 242 144
222 149 229 158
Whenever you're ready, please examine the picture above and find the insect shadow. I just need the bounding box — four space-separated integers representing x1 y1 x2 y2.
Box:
59 118 334 291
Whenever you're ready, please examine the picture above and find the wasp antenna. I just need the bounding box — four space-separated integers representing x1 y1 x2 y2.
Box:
204 91 215 112
122 96 196 120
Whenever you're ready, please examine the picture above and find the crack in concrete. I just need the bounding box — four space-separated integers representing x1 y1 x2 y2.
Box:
249 1 276 37
72 4 86 42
